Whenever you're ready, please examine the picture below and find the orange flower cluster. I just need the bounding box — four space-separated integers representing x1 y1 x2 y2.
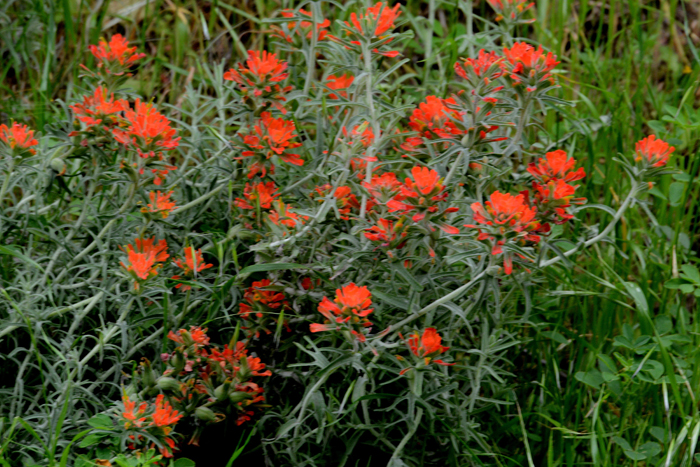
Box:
239 279 290 338
314 184 364 220
268 200 309 229
311 283 374 342
142 190 176 219
503 42 560 93
112 100 180 185
172 248 213 291
635 135 674 169
239 112 303 179
121 394 182 458
120 237 169 289
69 86 128 134
386 166 459 232
0 122 39 156
87 34 146 76
330 2 402 57
526 150 587 225
234 181 280 210
326 74 355 100
224 50 292 113
486 0 535 23
160 327 271 432
397 328 454 374
466 150 586 274
272 8 331 44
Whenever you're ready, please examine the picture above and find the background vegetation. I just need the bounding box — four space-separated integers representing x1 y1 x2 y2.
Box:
2 0 700 465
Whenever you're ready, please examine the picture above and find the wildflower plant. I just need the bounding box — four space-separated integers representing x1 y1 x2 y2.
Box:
0 2 684 466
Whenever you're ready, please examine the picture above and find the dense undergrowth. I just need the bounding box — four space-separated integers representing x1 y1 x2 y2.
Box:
2 1 700 466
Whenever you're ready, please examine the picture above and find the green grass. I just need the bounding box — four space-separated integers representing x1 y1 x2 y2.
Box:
2 0 700 465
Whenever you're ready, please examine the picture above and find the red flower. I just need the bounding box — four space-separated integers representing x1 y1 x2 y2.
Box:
113 100 180 159
310 283 373 342
469 191 538 230
234 181 280 210
407 96 464 141
487 0 535 23
346 2 401 37
274 9 331 43
388 166 449 218
364 218 409 249
529 179 586 224
152 394 183 427
69 86 128 131
122 396 148 428
142 191 176 219
503 42 559 92
362 172 402 204
239 279 288 319
0 122 39 156
315 184 362 220
167 326 211 348
635 135 674 168
326 74 354 99
400 328 454 374
224 51 292 111
120 237 169 286
527 149 586 183
454 49 504 82
240 112 303 178
238 279 289 337
87 34 146 75
268 200 308 228
466 191 541 274
172 248 213 290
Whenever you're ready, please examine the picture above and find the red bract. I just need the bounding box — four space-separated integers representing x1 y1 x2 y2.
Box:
502 42 559 93
273 9 331 43
167 326 211 349
152 394 183 428
362 172 402 204
239 279 289 337
172 248 213 290
387 166 451 221
466 191 541 274
326 74 354 99
113 100 180 157
268 200 308 229
87 34 146 75
399 328 454 374
0 122 39 156
234 181 280 210
364 218 409 250
240 112 303 178
530 179 586 224
315 184 362 220
122 396 148 428
407 96 464 141
224 50 292 111
454 49 504 83
310 283 374 342
635 135 674 168
527 150 586 183
487 0 535 23
346 2 401 38
142 191 176 219
69 86 128 131
120 237 169 287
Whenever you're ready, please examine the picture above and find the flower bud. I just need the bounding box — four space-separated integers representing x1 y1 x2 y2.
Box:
156 376 181 392
50 158 66 175
214 384 228 402
229 391 252 403
139 358 156 388
194 406 217 422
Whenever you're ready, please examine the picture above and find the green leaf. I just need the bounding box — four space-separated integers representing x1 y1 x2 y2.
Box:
669 181 686 206
612 436 632 451
0 245 44 272
78 433 107 448
173 459 196 467
574 369 604 389
87 414 114 430
681 264 700 283
637 441 661 458
238 263 305 277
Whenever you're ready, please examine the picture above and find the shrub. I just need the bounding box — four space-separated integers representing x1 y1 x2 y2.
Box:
0 2 675 466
